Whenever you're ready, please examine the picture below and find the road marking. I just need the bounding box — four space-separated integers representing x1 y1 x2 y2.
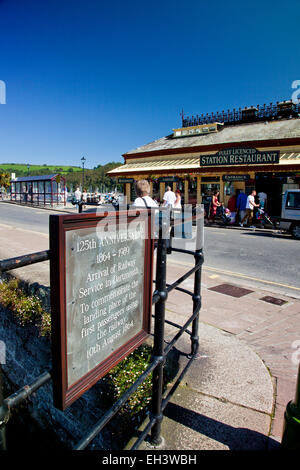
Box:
0 223 13 229
0 223 48 237
168 258 300 292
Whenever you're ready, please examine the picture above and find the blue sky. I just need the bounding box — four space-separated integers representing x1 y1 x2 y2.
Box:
0 0 299 169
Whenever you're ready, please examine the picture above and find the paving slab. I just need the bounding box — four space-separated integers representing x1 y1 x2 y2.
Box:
153 390 272 450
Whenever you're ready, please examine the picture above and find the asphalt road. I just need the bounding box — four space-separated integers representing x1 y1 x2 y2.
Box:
0 201 58 234
171 224 300 299
1 202 300 298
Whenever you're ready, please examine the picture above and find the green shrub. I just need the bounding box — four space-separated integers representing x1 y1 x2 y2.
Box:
0 279 50 336
102 344 153 437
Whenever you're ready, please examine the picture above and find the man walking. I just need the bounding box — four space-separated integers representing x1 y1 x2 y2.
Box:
162 186 176 207
239 189 259 228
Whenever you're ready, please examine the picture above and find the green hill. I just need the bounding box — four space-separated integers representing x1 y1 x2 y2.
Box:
0 161 123 192
0 163 82 175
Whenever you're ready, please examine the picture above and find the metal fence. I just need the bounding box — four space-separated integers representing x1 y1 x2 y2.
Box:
0 208 204 450
182 101 300 128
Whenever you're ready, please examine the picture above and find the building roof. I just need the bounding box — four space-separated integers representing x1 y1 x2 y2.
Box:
125 118 300 156
12 174 64 182
107 152 300 175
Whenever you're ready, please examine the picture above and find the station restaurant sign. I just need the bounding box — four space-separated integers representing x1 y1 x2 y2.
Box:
50 210 154 410
200 148 280 167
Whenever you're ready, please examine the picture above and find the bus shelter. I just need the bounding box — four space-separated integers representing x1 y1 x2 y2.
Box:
10 174 67 206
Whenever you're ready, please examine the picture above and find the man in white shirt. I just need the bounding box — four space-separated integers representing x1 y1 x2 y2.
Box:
74 187 82 202
239 190 259 228
162 186 176 207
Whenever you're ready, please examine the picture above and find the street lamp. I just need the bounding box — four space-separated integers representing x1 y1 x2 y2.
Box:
81 156 86 190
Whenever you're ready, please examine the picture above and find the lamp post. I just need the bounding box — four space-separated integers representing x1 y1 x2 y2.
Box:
81 156 86 190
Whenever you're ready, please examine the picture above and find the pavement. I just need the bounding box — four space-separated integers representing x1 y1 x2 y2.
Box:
0 202 300 450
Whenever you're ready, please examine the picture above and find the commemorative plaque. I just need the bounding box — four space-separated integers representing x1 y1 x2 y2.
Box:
50 210 154 410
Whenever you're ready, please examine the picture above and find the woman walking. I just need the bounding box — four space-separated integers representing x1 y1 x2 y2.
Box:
209 190 222 223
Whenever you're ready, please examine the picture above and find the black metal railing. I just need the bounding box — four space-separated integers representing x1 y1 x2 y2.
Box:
182 100 300 128
0 208 204 450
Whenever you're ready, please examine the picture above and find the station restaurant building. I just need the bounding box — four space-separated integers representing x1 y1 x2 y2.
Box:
107 100 300 216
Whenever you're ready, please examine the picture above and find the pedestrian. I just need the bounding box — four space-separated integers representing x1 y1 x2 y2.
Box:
162 185 176 208
131 179 158 208
209 190 222 224
236 190 248 223
172 189 187 237
239 190 260 227
227 193 237 224
257 190 267 210
82 188 87 208
173 189 182 209
74 187 81 202
132 180 160 239
64 187 68 204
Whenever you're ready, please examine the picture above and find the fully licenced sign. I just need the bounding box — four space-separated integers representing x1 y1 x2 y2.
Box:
50 210 154 410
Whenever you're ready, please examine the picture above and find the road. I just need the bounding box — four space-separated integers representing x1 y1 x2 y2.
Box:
1 202 300 298
171 224 300 298
0 202 62 234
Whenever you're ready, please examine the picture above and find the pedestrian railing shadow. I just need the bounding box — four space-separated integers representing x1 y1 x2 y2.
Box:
162 402 281 450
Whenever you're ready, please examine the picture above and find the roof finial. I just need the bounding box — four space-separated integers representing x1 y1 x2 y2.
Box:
180 108 184 126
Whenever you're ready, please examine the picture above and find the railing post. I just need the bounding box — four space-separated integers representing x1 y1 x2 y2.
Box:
150 233 167 446
190 249 202 357
0 365 7 450
190 205 204 357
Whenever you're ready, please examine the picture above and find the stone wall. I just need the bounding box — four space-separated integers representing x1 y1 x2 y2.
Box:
0 279 120 450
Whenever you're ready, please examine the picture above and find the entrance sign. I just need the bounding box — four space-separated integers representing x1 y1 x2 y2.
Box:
158 176 179 183
200 148 280 166
222 174 250 182
50 211 154 410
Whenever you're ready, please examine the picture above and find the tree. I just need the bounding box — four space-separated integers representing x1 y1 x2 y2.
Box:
0 172 11 189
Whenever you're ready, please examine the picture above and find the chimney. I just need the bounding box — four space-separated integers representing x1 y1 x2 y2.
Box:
241 106 258 122
277 100 297 118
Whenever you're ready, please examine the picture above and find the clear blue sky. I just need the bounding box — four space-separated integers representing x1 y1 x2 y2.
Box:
0 0 299 169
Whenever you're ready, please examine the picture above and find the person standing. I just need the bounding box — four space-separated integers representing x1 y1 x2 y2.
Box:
74 187 81 202
257 190 267 210
209 190 222 223
131 180 158 208
227 193 237 224
240 190 259 227
162 186 176 208
236 190 248 223
173 189 182 209
82 188 88 208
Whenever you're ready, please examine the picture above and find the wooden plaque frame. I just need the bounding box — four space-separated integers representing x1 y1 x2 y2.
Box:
50 210 154 410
